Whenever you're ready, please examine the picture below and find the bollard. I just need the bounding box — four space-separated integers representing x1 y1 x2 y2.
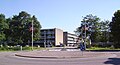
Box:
20 46 22 51
0 45 3 47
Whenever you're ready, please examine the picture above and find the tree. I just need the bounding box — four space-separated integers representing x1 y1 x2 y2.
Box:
99 20 110 42
75 14 100 42
0 14 9 45
8 11 41 46
32 15 41 41
110 10 120 48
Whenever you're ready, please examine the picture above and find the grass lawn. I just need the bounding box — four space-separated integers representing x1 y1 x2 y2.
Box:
0 46 46 51
87 47 120 51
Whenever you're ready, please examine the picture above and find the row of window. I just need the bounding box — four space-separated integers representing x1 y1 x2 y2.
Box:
41 31 55 34
40 40 55 43
41 36 55 39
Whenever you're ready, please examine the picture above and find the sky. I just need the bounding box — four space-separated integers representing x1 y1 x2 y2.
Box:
0 0 120 33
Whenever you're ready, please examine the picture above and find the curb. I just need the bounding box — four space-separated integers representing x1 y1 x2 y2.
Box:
15 51 115 59
15 54 84 59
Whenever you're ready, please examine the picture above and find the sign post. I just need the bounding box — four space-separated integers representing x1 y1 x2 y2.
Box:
80 43 85 56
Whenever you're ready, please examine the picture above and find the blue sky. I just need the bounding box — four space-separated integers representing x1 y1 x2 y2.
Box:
0 0 120 33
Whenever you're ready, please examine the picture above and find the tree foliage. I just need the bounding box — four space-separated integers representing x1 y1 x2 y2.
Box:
99 20 110 42
0 14 9 43
75 14 110 44
110 10 120 48
75 14 101 42
0 11 41 46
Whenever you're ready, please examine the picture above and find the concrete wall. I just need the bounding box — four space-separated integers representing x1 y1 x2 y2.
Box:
55 28 63 46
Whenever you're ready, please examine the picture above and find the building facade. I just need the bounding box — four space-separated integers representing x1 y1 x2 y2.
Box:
40 28 63 47
63 32 78 46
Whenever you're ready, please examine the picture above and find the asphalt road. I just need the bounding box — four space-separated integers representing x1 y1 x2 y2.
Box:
0 51 120 65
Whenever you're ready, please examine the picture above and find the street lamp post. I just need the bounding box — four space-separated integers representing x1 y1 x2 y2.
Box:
32 20 33 51
44 31 46 48
84 23 87 50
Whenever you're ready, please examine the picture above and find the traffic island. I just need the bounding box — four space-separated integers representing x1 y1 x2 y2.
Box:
15 51 114 59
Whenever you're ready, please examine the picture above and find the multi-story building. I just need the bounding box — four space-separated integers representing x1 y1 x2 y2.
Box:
40 28 63 47
63 32 78 46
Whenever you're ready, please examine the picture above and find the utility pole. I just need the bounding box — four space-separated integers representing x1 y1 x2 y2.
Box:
32 20 33 51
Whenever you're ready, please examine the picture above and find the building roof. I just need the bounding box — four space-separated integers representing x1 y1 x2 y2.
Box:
64 32 78 36
41 28 62 30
